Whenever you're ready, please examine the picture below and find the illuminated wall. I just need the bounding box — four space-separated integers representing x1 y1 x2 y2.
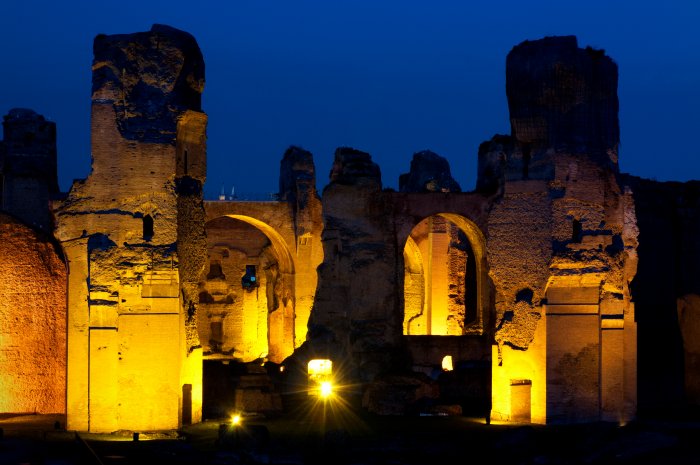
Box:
486 172 638 424
199 216 288 362
202 187 324 364
481 37 638 424
403 214 483 336
0 31 658 427
54 25 206 432
0 213 66 414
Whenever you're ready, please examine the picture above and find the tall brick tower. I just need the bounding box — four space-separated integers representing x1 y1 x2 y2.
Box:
480 36 637 424
55 25 207 432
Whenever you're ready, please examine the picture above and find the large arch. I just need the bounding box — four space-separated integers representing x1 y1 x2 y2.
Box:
199 214 297 364
402 212 488 336
223 214 295 275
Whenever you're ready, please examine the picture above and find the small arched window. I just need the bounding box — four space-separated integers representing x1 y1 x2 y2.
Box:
143 215 154 241
572 219 582 243
242 265 258 289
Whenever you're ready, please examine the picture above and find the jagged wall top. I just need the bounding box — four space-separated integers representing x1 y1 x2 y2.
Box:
328 147 381 188
279 146 316 201
506 36 619 164
399 150 461 193
2 108 57 161
91 24 205 144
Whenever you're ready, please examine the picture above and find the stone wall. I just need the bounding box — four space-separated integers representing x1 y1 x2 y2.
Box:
0 109 59 231
300 149 493 415
506 35 619 165
199 217 275 361
55 25 206 432
0 212 66 413
3 28 696 426
483 36 637 424
201 147 323 363
307 147 402 383
623 175 700 411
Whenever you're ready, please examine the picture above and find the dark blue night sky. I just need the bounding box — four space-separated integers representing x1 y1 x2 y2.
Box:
1 1 698 199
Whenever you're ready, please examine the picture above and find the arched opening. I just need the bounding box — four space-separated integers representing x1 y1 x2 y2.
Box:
571 218 583 243
198 215 296 364
142 214 154 241
403 213 486 336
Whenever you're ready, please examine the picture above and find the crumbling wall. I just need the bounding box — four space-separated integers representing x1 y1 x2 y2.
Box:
484 36 637 424
55 24 206 431
199 217 272 361
307 147 401 383
399 150 462 193
0 109 59 231
446 225 469 334
176 110 208 360
623 175 700 411
0 212 66 413
279 146 324 347
506 35 619 166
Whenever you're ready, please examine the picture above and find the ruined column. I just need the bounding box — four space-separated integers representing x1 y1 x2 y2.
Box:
0 108 59 231
55 24 207 431
306 147 401 383
484 36 637 424
398 150 462 193
278 146 323 348
507 35 619 167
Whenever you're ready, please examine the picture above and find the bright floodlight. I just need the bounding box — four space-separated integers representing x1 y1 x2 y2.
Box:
442 355 454 372
231 414 241 425
320 381 333 398
308 359 333 396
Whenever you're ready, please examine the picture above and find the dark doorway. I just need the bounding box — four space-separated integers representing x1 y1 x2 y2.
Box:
182 384 193 425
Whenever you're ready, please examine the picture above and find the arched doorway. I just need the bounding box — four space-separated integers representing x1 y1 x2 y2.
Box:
199 215 295 364
401 212 491 416
403 213 487 336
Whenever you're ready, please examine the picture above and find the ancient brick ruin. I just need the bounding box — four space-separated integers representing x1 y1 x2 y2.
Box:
0 212 66 414
53 25 207 431
1 27 699 430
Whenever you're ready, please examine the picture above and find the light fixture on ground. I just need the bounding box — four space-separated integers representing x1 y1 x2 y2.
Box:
308 358 333 398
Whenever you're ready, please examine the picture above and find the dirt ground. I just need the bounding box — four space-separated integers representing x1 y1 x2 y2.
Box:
1 409 699 464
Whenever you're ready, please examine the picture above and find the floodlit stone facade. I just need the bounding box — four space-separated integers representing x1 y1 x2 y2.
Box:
1 29 699 430
53 25 207 432
0 212 66 414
